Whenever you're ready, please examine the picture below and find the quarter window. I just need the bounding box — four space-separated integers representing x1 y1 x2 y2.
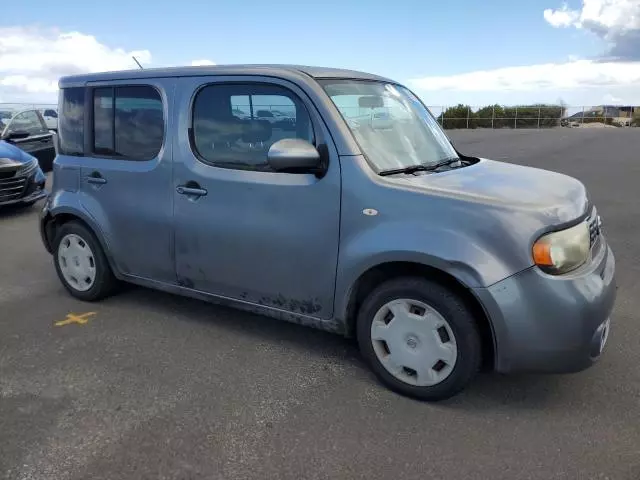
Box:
192 84 314 170
58 88 85 156
92 85 164 160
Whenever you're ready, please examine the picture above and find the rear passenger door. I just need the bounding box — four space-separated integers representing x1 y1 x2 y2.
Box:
79 80 176 283
172 77 341 319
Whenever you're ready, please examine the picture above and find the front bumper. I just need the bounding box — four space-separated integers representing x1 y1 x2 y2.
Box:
0 166 48 207
0 185 48 207
475 237 616 374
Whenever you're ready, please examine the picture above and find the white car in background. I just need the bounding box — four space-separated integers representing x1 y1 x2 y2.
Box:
39 108 58 131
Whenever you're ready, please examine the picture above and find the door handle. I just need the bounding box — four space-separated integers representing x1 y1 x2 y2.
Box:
87 177 107 185
176 185 207 197
87 172 107 185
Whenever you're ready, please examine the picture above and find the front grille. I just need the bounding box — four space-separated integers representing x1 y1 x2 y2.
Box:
0 173 28 202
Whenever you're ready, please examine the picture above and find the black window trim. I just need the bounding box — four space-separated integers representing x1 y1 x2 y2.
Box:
88 83 165 162
188 80 320 173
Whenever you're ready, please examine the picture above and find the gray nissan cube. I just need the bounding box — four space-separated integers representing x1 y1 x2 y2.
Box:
40 65 616 400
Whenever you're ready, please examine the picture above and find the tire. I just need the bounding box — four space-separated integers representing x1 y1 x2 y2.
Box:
357 277 482 401
53 221 118 301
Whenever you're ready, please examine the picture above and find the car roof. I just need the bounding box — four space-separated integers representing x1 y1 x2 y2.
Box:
59 64 396 87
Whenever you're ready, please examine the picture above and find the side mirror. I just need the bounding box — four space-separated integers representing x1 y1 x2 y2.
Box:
3 131 30 142
267 139 321 173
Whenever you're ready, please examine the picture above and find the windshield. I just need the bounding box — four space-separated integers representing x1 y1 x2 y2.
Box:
320 80 458 171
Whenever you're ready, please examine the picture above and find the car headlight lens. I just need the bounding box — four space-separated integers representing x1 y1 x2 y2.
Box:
532 221 590 274
17 158 38 175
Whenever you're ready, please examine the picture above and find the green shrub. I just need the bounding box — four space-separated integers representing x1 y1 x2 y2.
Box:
475 105 505 128
438 104 477 129
437 103 564 129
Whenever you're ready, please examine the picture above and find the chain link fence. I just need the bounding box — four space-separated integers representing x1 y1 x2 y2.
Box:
0 103 57 112
426 105 639 129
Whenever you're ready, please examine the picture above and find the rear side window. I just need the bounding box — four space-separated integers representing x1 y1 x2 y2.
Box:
92 85 164 160
58 88 85 155
191 83 314 171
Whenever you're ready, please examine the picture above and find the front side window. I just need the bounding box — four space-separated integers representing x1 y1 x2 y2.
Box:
320 80 458 172
92 85 164 160
6 110 47 135
59 88 85 155
192 84 313 171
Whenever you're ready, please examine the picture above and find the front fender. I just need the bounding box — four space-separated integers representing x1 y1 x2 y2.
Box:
334 220 517 321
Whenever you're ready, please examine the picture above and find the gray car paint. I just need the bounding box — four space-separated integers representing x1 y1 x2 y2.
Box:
44 64 616 373
172 75 340 318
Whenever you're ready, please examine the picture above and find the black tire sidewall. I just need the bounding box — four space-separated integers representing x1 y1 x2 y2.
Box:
52 222 115 301
357 277 482 401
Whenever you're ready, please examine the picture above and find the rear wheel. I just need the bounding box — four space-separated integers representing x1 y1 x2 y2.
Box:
357 277 482 401
53 221 118 301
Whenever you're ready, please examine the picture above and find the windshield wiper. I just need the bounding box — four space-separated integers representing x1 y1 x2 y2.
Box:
379 164 432 176
378 157 461 176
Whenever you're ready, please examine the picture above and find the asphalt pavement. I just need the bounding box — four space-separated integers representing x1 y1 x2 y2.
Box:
1 128 639 479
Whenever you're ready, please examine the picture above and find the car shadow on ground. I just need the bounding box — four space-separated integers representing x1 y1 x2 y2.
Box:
0 203 41 220
110 284 569 411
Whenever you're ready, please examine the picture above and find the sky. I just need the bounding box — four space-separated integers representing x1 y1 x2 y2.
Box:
1 0 639 107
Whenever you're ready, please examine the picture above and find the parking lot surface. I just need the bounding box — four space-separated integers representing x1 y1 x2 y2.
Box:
2 128 640 480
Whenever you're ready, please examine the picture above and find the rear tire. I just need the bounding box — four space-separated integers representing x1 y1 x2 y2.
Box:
357 277 482 401
53 221 118 301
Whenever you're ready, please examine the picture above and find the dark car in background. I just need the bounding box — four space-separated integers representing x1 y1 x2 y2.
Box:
255 109 296 131
0 108 56 172
0 138 48 208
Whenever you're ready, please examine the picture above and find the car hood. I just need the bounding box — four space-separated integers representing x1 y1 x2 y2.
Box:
0 140 32 164
393 158 589 224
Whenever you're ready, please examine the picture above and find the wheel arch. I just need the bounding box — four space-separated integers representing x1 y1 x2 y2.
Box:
341 261 496 370
42 208 121 279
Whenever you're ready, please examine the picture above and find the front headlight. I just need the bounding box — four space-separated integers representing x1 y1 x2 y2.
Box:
532 221 590 274
17 158 38 175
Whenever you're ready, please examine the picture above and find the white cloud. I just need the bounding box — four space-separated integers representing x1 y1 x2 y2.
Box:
543 4 580 27
0 26 151 103
410 60 640 91
544 0 640 59
409 60 640 106
190 59 216 66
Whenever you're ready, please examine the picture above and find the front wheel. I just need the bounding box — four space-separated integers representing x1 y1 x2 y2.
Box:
357 277 482 401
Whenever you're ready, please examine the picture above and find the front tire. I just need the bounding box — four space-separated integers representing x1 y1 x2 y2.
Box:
53 221 118 301
357 277 482 401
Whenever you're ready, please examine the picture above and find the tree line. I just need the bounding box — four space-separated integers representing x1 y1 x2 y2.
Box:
436 104 565 129
436 104 640 129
